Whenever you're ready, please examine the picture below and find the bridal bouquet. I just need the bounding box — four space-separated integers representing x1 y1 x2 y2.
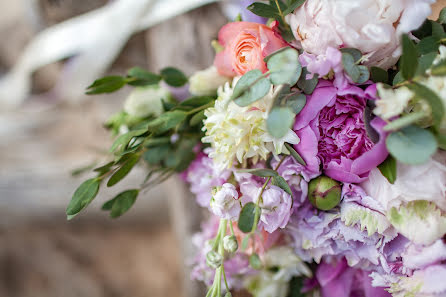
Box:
68 1 446 296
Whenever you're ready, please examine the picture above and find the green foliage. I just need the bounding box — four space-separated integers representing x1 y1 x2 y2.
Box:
287 277 305 297
285 143 306 166
147 110 188 134
102 189 139 218
386 125 437 165
232 70 271 106
267 106 295 138
340 48 362 62
107 154 140 187
247 2 278 18
267 47 302 85
86 76 126 94
160 67 188 87
238 202 260 233
272 175 292 195
431 59 446 76
438 7 446 24
285 93 306 114
237 168 278 177
378 155 397 184
249 253 262 270
370 67 389 83
340 50 370 84
384 111 427 132
297 69 318 94
127 67 162 86
66 178 100 219
400 34 419 80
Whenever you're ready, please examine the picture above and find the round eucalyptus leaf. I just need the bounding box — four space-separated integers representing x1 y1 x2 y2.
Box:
267 107 295 138
232 70 271 107
356 65 370 84
386 125 437 165
342 53 360 82
267 48 301 85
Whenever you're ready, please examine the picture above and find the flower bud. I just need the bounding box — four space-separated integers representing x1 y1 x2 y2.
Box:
189 66 231 96
206 251 223 269
308 176 342 211
249 253 262 270
123 86 171 118
224 292 233 297
223 235 238 253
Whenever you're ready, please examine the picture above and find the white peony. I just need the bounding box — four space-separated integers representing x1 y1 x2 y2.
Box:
374 84 414 120
189 66 231 96
202 78 299 169
123 86 171 118
285 0 435 69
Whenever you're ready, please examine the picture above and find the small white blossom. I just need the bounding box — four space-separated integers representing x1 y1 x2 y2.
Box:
124 86 170 118
374 84 413 120
189 66 231 96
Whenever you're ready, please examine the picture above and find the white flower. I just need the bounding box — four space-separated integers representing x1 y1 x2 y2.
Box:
387 201 446 245
419 75 446 134
374 84 414 120
361 152 446 212
259 186 293 233
189 66 231 96
124 86 170 118
210 183 241 220
202 78 299 169
285 0 435 69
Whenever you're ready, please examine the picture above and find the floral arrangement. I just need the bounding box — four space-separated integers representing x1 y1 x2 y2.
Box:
68 1 446 297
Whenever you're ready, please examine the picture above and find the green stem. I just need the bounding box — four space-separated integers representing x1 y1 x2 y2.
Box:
187 101 215 115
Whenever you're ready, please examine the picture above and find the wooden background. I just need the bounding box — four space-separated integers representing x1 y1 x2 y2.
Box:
0 1 444 297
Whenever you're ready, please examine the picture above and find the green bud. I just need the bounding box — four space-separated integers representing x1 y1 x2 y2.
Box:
249 253 262 270
308 176 342 211
224 292 233 297
206 251 223 269
223 235 238 253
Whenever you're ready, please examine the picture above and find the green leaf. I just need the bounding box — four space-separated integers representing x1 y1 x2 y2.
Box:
416 52 438 75
283 0 306 15
432 21 446 40
431 59 446 76
160 67 188 87
267 106 295 138
386 125 437 165
288 277 305 297
392 72 404 86
107 154 140 187
400 34 419 80
285 143 306 166
247 2 278 18
142 145 170 165
267 47 302 85
406 82 445 130
249 253 262 270
93 161 115 176
238 202 260 233
370 66 389 83
147 110 188 134
437 133 446 150
286 93 306 114
417 36 440 55
241 234 251 251
297 69 318 94
127 67 162 86
342 53 360 82
438 7 446 24
110 129 147 153
237 168 278 177
272 176 292 195
378 155 397 184
144 137 170 147
110 190 139 218
189 110 206 126
340 48 362 62
178 96 214 107
356 65 370 84
384 111 427 131
86 76 126 94
66 178 100 218
232 70 271 107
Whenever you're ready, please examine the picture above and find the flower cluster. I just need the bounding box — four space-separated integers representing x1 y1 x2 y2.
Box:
68 1 446 297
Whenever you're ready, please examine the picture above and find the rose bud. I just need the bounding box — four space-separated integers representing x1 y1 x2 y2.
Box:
308 176 342 211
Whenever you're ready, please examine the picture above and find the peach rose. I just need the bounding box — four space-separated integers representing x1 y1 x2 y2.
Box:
214 21 288 77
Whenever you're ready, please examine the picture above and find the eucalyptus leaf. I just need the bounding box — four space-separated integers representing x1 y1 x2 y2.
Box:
267 47 301 85
406 83 444 130
286 93 306 114
342 53 360 82
107 154 140 187
238 202 260 233
267 107 295 138
386 125 437 165
340 48 362 62
86 76 126 94
232 70 271 106
297 69 318 94
378 155 397 184
272 176 292 195
370 67 388 83
383 111 427 132
160 67 188 87
66 178 100 219
356 65 370 84
285 143 306 166
400 34 419 80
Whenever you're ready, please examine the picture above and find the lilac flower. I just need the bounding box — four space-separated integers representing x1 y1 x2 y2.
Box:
259 185 293 233
184 153 231 208
210 183 241 220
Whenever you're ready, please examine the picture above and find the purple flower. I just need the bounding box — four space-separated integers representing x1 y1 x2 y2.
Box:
315 258 391 297
184 153 231 207
259 185 293 233
210 183 241 220
293 81 388 183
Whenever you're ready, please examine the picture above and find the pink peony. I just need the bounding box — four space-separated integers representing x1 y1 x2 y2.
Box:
293 81 388 183
214 21 287 77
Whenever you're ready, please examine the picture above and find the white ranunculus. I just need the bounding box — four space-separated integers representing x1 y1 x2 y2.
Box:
123 86 171 118
285 0 435 69
362 152 446 212
374 84 414 120
189 66 231 96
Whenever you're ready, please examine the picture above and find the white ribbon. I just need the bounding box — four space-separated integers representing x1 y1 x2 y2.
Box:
0 0 219 109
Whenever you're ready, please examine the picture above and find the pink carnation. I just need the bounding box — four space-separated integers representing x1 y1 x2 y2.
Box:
293 81 388 183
